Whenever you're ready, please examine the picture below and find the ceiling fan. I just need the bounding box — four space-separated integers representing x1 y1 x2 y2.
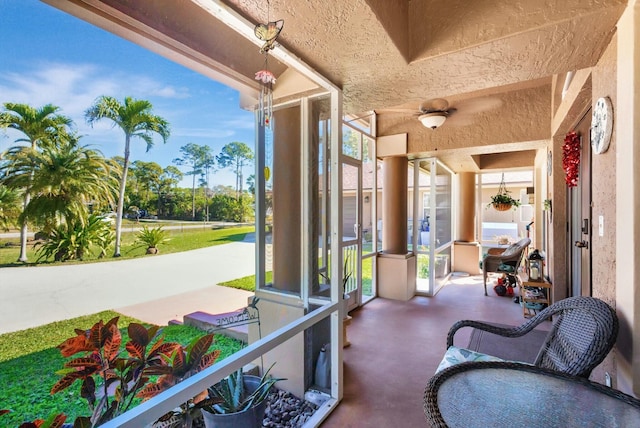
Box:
417 98 455 129
375 97 502 129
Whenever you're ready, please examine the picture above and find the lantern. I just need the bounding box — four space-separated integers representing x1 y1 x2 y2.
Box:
528 249 544 282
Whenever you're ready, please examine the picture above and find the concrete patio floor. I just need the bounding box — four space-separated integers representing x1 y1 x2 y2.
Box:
322 274 549 428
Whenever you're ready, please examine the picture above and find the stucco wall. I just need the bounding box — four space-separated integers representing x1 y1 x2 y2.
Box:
590 38 618 309
614 3 640 396
590 33 618 385
547 30 620 387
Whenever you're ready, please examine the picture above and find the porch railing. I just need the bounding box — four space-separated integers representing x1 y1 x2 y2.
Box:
102 301 338 427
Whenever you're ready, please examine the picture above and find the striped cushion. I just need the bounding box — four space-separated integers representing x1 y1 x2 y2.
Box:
436 346 504 373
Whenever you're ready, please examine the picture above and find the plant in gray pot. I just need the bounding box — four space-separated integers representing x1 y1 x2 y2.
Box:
200 365 284 428
319 254 353 319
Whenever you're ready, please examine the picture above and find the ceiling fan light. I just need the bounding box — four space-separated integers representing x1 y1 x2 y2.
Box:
419 112 447 129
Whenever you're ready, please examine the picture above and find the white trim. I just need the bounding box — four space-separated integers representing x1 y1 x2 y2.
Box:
301 97 311 306
330 90 344 401
191 0 339 91
255 113 267 289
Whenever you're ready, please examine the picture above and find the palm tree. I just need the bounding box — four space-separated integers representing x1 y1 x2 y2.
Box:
85 96 170 257
0 184 21 231
0 103 72 262
2 134 119 235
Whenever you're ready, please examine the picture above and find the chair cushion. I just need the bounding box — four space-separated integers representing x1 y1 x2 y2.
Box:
501 243 520 256
435 346 504 373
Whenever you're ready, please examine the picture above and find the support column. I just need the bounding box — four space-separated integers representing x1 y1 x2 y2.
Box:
382 157 407 253
457 172 477 242
250 105 306 398
377 156 416 300
272 106 301 292
454 172 481 274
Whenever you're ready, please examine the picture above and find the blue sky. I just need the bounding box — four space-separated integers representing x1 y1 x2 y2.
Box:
0 0 255 188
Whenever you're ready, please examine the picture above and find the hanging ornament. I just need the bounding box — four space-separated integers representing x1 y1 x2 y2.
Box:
488 173 520 211
562 131 581 187
254 20 284 54
253 16 283 129
255 66 276 128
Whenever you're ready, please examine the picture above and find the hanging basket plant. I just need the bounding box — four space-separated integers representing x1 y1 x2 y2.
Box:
487 173 521 211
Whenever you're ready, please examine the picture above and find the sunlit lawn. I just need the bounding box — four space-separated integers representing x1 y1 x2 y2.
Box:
0 224 254 267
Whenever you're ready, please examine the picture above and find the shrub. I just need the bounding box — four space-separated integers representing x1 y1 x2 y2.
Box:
210 194 253 222
35 214 114 261
133 226 169 254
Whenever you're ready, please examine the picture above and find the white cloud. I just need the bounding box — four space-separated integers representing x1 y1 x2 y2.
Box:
171 127 235 139
0 60 255 179
0 61 197 151
0 61 191 123
223 117 255 131
150 85 191 99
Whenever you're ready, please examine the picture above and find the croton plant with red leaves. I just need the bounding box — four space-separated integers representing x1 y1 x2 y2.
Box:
2 318 223 427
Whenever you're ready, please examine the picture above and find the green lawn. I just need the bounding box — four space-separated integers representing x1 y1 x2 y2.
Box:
0 224 254 267
219 259 374 296
220 271 273 291
0 310 243 426
0 225 253 424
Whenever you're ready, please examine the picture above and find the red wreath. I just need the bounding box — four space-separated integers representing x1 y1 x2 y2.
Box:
562 131 580 187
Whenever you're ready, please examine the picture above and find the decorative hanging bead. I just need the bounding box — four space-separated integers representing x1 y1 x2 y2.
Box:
562 131 581 187
255 68 276 128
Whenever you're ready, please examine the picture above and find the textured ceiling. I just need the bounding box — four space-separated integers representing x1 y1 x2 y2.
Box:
46 0 626 171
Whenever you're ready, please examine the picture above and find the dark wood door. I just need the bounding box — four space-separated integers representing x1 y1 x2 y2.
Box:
568 111 592 297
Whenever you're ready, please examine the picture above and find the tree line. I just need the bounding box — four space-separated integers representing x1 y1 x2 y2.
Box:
0 98 254 262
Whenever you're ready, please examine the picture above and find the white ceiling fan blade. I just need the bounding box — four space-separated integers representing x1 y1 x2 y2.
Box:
454 97 503 114
375 106 420 115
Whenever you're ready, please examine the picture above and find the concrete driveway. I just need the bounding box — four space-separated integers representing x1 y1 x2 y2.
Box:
0 239 256 334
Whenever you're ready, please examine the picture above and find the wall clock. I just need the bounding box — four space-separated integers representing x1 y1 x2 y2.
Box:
590 96 613 154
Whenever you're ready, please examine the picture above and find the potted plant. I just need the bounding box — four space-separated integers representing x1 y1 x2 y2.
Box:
488 192 521 211
487 174 521 211
141 334 221 428
200 365 284 428
134 225 169 254
319 254 352 318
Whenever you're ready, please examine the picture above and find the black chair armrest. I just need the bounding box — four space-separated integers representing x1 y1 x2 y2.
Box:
446 312 553 348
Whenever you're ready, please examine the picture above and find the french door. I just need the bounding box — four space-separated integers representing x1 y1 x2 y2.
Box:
413 158 453 296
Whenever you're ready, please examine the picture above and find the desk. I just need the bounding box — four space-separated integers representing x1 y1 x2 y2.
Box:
424 361 640 428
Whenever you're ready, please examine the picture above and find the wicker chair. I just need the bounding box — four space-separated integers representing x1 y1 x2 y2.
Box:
446 296 619 378
482 237 530 295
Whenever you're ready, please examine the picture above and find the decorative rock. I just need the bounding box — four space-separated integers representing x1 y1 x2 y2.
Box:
191 387 317 428
261 388 318 427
